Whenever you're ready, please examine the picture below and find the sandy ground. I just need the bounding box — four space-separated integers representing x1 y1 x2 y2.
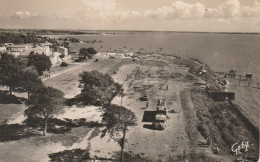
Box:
0 56 241 161
55 105 102 122
110 63 207 161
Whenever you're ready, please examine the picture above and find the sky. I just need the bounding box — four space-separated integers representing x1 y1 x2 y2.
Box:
0 0 259 32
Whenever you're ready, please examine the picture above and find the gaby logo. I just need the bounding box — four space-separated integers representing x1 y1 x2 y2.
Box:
231 141 249 155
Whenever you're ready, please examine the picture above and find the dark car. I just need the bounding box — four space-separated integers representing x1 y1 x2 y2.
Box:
139 95 148 101
74 58 83 62
60 62 68 67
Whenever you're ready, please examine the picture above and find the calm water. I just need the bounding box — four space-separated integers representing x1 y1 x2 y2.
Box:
48 32 260 81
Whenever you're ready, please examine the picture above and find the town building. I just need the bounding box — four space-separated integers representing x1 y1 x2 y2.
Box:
6 44 31 57
32 46 51 56
57 46 68 57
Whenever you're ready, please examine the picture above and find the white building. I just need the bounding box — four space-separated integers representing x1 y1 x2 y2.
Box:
0 46 6 52
32 46 51 56
107 52 117 58
50 52 63 64
57 46 68 57
6 44 31 57
125 53 134 57
116 53 125 58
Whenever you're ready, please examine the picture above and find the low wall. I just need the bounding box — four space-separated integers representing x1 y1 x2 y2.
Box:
230 102 259 143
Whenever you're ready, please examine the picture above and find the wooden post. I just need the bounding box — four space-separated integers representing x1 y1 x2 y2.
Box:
239 75 241 86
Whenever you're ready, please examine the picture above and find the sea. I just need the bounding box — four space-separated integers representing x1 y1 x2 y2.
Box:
46 31 260 81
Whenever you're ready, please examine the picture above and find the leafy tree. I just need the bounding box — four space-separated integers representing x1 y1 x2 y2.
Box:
79 70 114 88
19 70 43 99
25 86 65 136
0 53 25 95
78 71 121 105
27 53 52 75
101 104 137 161
79 47 97 59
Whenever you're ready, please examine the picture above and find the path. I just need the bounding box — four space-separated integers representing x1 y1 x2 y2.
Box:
111 64 192 161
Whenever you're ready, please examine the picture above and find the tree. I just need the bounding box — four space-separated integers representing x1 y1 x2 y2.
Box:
27 53 52 75
79 47 97 59
78 71 121 105
19 70 43 99
25 86 65 136
0 53 25 95
101 104 137 161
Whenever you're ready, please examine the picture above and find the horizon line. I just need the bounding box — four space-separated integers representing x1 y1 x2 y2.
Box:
0 27 259 34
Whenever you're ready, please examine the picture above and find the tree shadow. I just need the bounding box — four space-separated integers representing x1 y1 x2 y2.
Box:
24 117 104 135
65 97 81 107
0 116 104 142
0 90 26 104
48 149 149 162
0 123 39 142
48 149 114 162
143 124 156 130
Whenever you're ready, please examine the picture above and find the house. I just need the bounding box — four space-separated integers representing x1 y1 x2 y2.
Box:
50 52 63 64
32 46 51 56
4 43 14 47
41 42 53 47
125 53 134 57
69 48 77 55
116 53 125 58
107 52 117 58
230 69 237 74
57 46 68 57
6 44 29 52
0 46 6 52
6 44 30 57
246 73 252 81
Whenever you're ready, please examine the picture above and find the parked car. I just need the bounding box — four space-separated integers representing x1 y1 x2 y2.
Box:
139 95 148 101
74 58 83 62
60 62 68 67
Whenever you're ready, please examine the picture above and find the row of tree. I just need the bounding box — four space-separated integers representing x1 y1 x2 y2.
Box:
0 53 64 136
0 33 44 44
0 53 51 97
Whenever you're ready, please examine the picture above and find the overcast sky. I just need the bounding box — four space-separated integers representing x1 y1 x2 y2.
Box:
0 0 259 32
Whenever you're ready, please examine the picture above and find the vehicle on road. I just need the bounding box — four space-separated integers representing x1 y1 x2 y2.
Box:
153 99 167 130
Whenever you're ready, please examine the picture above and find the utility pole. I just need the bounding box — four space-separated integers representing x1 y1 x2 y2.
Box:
239 75 241 86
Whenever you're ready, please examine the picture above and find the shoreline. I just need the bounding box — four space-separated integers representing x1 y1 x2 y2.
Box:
1 28 259 35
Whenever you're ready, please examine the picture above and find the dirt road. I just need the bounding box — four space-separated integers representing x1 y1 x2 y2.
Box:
111 63 200 161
